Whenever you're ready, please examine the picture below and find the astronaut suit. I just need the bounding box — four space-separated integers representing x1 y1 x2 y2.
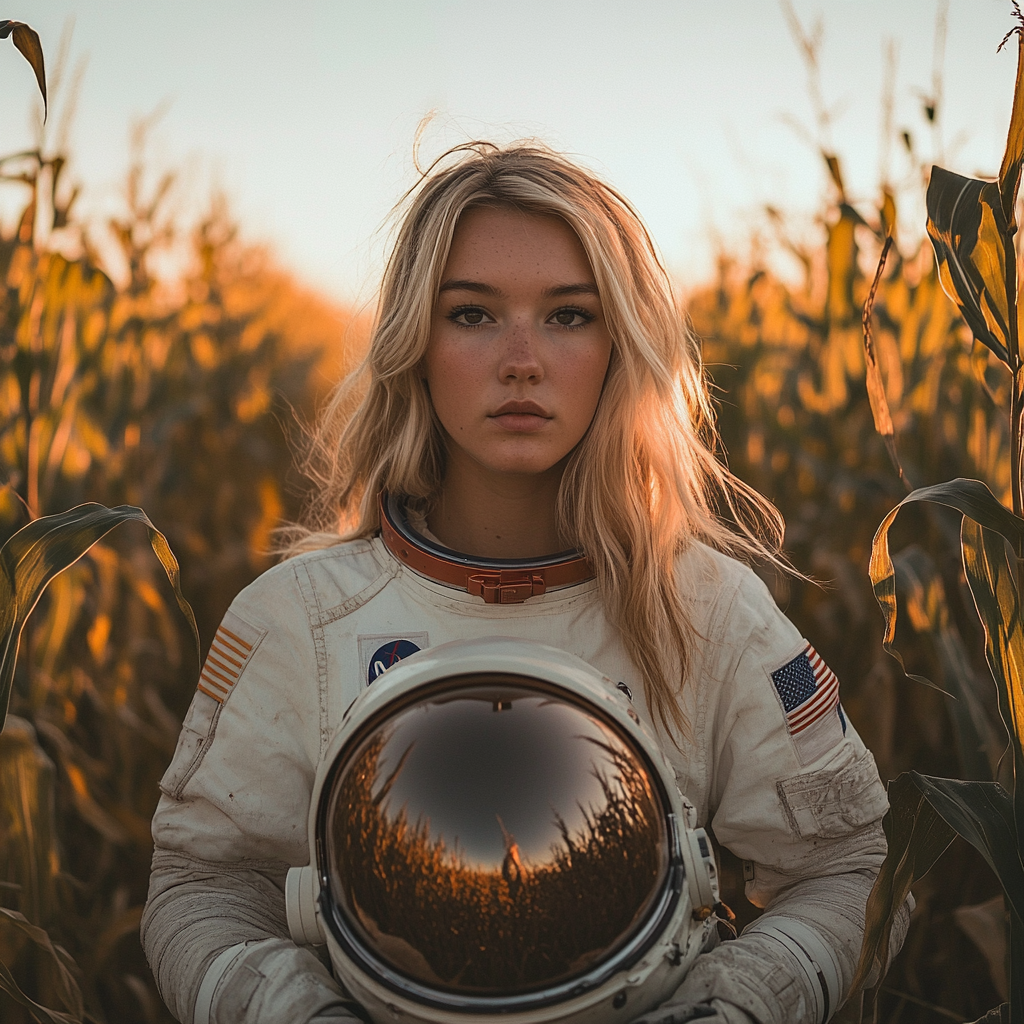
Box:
142 501 908 1024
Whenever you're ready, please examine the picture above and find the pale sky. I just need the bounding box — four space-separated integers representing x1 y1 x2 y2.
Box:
0 1 1018 303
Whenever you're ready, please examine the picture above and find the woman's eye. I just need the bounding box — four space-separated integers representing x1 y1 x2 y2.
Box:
447 306 493 327
549 307 594 328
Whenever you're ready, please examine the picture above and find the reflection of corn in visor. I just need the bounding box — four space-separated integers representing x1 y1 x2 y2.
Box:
287 637 721 1024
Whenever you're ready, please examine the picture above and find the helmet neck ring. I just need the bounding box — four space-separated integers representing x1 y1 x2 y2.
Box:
378 492 593 603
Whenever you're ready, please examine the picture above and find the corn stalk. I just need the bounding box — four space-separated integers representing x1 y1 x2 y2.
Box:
853 15 1024 1024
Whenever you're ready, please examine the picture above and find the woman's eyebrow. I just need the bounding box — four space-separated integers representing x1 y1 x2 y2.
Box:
437 279 504 296
545 283 599 298
437 280 599 298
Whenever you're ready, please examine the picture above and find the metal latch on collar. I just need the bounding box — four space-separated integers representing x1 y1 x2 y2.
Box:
467 571 547 604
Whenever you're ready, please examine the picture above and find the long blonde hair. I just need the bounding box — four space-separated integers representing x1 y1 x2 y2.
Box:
288 141 785 737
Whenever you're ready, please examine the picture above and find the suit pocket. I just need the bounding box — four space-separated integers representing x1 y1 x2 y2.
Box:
776 747 889 839
158 690 223 799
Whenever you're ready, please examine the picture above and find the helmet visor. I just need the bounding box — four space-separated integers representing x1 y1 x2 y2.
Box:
317 673 675 1007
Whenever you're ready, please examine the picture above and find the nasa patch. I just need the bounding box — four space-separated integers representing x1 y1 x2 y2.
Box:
358 632 429 686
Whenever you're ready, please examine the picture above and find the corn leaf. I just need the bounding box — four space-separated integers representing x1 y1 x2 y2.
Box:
825 204 862 326
870 479 1024 693
955 896 1009 1000
879 188 897 241
998 35 1024 230
850 773 956 992
961 517 1024 844
909 771 1024 1019
867 483 1024 1014
862 234 904 480
0 908 82 1022
909 774 1024 924
0 503 200 731
894 546 1002 780
823 152 846 200
0 717 59 925
0 21 45 118
0 961 79 1024
926 166 1013 365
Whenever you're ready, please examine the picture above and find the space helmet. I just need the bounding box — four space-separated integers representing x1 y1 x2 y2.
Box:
286 637 721 1024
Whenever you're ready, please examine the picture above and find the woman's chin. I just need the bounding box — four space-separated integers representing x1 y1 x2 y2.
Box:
473 455 568 483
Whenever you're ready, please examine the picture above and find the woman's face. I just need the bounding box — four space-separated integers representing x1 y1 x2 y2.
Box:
424 206 613 485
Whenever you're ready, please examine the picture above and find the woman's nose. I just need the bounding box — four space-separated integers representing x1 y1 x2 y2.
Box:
498 320 544 382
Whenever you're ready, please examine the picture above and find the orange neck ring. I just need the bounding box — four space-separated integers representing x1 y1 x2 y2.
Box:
378 493 593 604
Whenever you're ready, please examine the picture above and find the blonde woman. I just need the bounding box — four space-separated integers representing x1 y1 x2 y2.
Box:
142 143 907 1024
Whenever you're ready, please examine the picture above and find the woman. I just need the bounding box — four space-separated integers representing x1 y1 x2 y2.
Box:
142 142 907 1024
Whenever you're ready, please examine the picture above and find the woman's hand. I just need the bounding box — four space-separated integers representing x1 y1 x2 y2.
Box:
628 998 756 1024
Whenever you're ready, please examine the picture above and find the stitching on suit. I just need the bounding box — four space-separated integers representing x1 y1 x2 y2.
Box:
293 561 332 758
169 701 224 799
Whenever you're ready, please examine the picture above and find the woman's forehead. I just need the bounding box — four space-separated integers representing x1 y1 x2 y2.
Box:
442 206 596 286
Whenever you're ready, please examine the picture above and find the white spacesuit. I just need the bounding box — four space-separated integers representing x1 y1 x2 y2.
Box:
142 509 908 1024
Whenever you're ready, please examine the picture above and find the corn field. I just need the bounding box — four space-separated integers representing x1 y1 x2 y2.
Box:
0 54 365 1017
694 182 1014 1021
2 12 1023 1024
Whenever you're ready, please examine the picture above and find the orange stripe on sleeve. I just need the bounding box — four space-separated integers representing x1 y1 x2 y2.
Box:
199 669 230 693
202 663 236 688
219 627 253 652
207 649 242 674
212 636 246 665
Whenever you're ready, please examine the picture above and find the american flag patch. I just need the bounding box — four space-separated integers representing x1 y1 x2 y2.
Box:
197 612 264 703
771 643 845 764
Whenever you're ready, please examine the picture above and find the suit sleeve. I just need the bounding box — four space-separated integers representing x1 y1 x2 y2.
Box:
141 563 361 1024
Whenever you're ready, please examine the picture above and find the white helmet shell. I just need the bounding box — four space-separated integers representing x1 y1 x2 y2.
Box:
287 637 719 1023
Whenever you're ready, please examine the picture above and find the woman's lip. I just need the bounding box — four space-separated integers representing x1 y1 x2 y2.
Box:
491 402 551 417
489 412 551 432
